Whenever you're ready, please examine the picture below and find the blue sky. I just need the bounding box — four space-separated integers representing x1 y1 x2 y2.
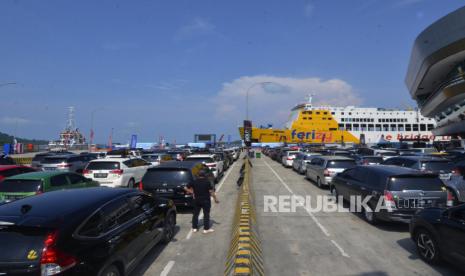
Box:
0 0 463 144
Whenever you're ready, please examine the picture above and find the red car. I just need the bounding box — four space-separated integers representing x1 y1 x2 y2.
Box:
0 165 36 181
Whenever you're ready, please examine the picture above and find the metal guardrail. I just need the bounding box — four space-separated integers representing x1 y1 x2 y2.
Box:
225 156 264 276
12 157 33 165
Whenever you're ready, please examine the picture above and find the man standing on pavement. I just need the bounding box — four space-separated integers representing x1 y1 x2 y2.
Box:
185 168 220 234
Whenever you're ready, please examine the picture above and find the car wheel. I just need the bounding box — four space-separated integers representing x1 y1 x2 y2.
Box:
162 212 176 244
363 205 377 225
127 179 135 188
332 187 339 203
317 177 322 188
100 265 120 276
415 229 441 264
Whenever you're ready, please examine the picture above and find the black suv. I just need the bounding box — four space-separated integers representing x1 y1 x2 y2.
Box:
382 156 454 181
0 187 176 276
331 165 449 224
141 161 214 207
410 205 465 270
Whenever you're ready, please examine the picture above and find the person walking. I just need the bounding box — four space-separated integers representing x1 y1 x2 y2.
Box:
185 168 220 234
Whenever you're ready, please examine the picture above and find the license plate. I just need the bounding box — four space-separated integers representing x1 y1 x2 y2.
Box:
398 198 433 208
156 188 173 193
44 167 56 171
439 174 450 180
94 173 108 178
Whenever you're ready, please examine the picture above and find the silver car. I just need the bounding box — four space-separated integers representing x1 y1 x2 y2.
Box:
41 154 95 173
292 153 322 174
305 156 356 188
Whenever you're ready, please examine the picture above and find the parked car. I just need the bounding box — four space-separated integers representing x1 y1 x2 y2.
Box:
84 157 152 188
331 165 450 224
0 154 15 165
0 171 99 204
0 165 36 181
0 188 176 275
214 151 232 171
184 154 224 182
382 156 454 181
41 154 97 173
142 153 173 166
282 151 300 167
306 156 356 188
292 153 322 174
353 155 384 165
374 150 398 160
31 151 73 170
141 161 214 207
410 204 465 270
167 150 187 161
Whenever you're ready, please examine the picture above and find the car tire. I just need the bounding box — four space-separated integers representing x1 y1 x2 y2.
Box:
100 265 120 276
362 204 378 225
332 187 339 203
127 179 135 188
415 229 441 265
317 177 322 188
162 212 176 244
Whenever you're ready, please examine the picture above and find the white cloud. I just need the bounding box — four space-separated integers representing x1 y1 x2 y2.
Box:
213 75 362 127
304 2 315 18
0 116 30 125
175 17 216 40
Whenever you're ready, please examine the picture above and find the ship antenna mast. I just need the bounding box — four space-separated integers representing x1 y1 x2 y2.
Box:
66 106 76 131
307 93 315 105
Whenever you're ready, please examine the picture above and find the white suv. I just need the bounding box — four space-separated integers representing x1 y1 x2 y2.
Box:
83 157 152 188
185 154 224 182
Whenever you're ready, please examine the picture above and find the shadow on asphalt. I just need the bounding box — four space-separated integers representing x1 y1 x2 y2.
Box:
130 226 181 276
396 238 463 275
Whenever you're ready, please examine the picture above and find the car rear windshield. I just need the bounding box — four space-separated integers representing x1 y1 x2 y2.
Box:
327 160 356 169
0 180 42 193
42 158 67 164
143 155 160 161
86 162 120 170
185 157 214 163
288 152 299 157
32 154 49 162
421 161 454 172
143 169 192 184
364 157 383 163
388 176 444 191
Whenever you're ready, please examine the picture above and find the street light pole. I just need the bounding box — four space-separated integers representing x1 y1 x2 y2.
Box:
245 81 274 120
89 109 102 152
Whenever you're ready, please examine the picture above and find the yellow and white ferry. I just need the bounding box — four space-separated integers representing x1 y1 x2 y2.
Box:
239 95 449 144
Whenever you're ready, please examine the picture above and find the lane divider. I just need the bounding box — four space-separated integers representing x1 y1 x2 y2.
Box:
225 156 265 276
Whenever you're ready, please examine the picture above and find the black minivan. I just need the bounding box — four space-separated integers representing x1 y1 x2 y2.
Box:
0 188 176 276
141 161 214 207
331 165 450 224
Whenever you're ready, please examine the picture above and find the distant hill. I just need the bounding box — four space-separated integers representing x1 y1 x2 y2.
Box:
0 131 49 145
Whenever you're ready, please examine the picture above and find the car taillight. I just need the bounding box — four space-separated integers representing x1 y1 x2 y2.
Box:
323 169 330 177
447 190 455 207
287 157 293 160
139 181 143 191
82 169 92 175
362 160 369 165
110 169 124 175
452 168 460 176
384 190 396 209
41 231 78 276
206 164 216 168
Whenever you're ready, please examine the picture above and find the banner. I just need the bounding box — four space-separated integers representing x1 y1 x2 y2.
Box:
130 134 138 149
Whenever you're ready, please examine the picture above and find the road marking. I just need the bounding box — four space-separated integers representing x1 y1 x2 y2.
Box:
331 240 350 258
160 260 175 276
186 213 203 240
263 160 293 194
263 159 349 258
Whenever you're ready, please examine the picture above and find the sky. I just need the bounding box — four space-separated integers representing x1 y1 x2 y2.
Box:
0 0 464 144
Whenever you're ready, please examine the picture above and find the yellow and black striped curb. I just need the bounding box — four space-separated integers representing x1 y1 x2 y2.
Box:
225 157 265 276
12 157 33 165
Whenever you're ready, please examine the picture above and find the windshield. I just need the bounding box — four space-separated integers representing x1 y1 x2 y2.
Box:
421 161 454 172
142 155 160 161
86 162 120 170
388 176 444 191
0 180 42 193
185 157 214 163
42 158 68 164
143 169 192 184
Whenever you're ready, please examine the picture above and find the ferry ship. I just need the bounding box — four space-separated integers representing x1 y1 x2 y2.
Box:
239 95 450 145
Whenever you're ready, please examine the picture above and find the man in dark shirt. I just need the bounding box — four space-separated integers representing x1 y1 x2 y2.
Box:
185 169 219 234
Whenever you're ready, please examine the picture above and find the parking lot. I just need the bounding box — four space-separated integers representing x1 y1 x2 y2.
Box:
254 154 462 275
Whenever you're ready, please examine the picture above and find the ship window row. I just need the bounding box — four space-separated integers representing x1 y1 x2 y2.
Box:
338 124 434 132
303 117 333 120
302 111 329 115
341 118 375 122
379 118 408 123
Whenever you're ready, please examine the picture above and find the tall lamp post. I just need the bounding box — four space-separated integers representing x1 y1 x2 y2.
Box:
89 109 102 151
246 81 274 120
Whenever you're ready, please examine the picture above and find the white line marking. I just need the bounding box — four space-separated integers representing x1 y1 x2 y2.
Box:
185 213 204 240
160 260 175 276
263 160 293 194
263 159 349 258
216 162 237 192
331 240 350 258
